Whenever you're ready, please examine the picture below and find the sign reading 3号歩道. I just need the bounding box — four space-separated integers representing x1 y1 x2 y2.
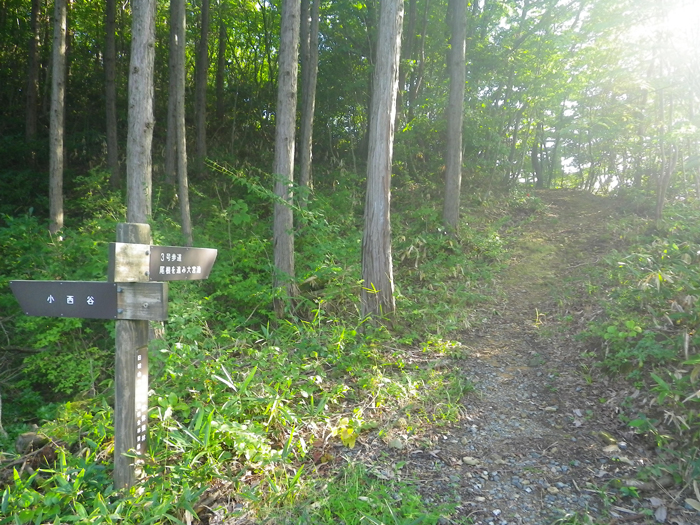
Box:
108 242 217 282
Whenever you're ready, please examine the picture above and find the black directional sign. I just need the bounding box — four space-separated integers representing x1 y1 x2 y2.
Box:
10 281 118 319
148 246 217 281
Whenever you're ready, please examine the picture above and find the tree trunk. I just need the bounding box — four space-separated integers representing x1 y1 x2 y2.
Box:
273 0 301 317
532 124 544 189
216 19 226 124
126 0 156 224
105 0 120 188
656 143 678 225
0 389 6 439
26 0 41 142
194 0 210 175
298 0 320 208
407 0 428 115
164 0 178 185
361 0 403 320
49 0 67 234
173 0 192 245
442 0 466 231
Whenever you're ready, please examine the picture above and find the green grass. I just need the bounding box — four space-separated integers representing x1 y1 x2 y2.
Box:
0 169 522 524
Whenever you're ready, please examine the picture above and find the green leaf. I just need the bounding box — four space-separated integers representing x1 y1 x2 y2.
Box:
73 501 88 519
239 366 258 394
1 487 9 515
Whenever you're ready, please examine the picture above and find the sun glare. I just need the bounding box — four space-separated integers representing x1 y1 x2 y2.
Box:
657 0 700 54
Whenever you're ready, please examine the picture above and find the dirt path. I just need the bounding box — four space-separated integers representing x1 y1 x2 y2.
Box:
400 191 689 524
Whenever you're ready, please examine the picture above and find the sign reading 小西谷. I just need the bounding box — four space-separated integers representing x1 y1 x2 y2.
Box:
9 280 118 319
108 243 217 282
8 280 168 321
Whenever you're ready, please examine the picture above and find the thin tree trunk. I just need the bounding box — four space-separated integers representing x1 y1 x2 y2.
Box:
49 0 67 234
361 0 404 320
298 0 320 208
164 0 178 185
0 389 6 439
442 0 466 231
173 0 192 245
216 19 226 124
532 123 544 188
125 0 156 224
26 0 41 142
105 0 120 188
397 0 416 119
272 0 301 317
656 143 678 225
407 0 428 113
194 0 210 174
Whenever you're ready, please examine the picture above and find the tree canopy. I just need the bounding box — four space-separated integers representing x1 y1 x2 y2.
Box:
0 0 696 205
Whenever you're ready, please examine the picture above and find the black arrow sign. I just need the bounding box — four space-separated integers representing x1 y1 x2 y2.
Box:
9 281 118 319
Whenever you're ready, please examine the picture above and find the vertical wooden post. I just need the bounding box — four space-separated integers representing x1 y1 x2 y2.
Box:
113 222 151 490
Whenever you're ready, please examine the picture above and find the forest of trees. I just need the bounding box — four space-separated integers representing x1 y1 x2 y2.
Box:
1 0 697 218
0 0 699 521
0 0 697 318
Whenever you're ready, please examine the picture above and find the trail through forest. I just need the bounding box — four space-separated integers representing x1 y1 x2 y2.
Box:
361 191 691 525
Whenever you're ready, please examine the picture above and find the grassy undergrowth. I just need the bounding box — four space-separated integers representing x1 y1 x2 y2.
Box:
575 191 700 495
0 170 539 524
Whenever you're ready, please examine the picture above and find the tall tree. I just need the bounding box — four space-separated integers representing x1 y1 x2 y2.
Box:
442 0 466 231
125 0 155 223
361 0 404 320
194 0 210 174
298 0 320 207
173 0 193 245
105 0 120 188
216 17 226 124
49 0 67 234
26 0 41 142
272 0 301 317
164 16 177 186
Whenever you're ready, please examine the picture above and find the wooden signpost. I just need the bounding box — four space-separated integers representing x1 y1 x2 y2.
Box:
9 223 217 490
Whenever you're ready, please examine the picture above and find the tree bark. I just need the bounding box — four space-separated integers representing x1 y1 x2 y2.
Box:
164 0 178 185
194 0 210 175
532 123 544 189
126 0 156 224
216 19 226 124
273 0 301 317
396 0 416 120
0 389 6 439
298 0 320 207
105 0 120 188
442 0 466 231
26 0 41 142
361 0 404 320
173 0 192 245
49 0 67 234
407 0 428 114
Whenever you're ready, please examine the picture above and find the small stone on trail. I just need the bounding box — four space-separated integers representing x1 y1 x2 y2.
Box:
388 437 404 450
